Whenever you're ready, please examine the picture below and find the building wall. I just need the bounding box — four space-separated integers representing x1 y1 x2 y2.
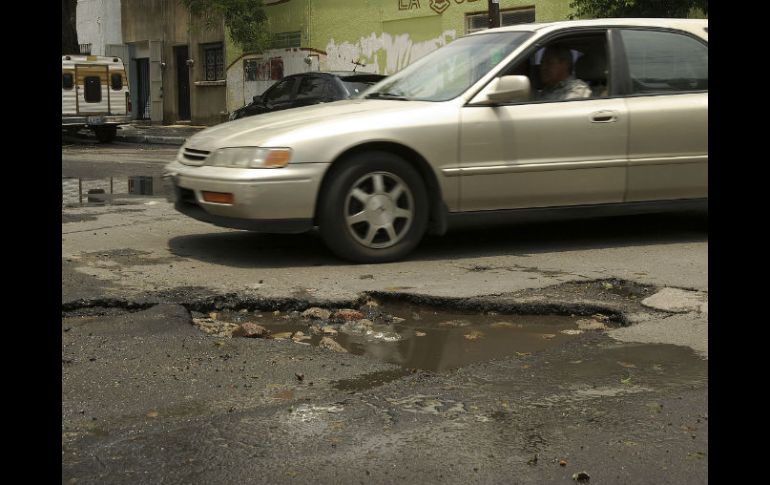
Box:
226 0 572 111
313 0 572 74
122 0 227 125
76 0 123 56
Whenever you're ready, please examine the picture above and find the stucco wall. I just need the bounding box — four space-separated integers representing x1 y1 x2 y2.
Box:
227 49 320 112
122 0 227 125
76 0 123 56
313 0 572 74
224 0 573 114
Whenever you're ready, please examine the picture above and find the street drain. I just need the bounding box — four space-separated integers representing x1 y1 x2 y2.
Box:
204 302 602 372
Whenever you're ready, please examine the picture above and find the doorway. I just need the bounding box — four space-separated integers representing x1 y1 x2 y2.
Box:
174 46 191 121
134 58 150 120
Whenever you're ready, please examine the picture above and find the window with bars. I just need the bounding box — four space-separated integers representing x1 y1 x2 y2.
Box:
271 31 302 49
466 7 536 34
202 43 224 81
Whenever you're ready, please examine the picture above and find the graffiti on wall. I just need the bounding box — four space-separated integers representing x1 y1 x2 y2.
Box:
399 0 480 13
325 30 457 75
244 58 281 82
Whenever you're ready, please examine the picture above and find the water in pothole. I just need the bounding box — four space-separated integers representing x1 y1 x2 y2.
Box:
204 302 598 372
62 175 167 206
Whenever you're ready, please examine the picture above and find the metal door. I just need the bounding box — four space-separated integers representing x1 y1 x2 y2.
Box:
134 58 150 120
175 46 191 120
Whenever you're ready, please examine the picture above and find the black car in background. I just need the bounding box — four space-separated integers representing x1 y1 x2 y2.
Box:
229 71 387 120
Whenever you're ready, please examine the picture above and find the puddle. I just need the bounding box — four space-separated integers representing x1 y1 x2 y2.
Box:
208 302 587 372
62 175 166 206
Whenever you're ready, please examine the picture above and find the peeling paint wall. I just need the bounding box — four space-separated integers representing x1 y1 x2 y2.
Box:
228 49 322 111
225 0 573 113
76 0 123 56
324 29 456 75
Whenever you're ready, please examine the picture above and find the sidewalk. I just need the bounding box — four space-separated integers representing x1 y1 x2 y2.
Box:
114 123 207 146
67 122 208 146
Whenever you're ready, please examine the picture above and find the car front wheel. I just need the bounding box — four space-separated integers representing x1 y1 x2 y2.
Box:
319 152 428 263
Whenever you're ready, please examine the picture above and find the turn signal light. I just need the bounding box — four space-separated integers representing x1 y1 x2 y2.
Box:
202 191 234 204
263 149 291 168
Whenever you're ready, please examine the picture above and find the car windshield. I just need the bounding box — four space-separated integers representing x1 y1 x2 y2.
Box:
365 31 532 102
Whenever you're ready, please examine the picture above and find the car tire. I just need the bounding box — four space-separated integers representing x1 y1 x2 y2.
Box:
94 126 117 143
319 152 428 263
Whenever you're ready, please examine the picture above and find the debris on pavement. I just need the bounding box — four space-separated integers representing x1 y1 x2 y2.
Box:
572 471 590 482
232 323 271 338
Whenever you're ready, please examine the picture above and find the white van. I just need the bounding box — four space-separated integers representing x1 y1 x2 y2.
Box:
62 55 131 143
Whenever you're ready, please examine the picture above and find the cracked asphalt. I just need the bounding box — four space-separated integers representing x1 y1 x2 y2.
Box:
62 147 708 484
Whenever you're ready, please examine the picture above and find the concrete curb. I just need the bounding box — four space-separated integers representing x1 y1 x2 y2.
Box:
116 135 188 146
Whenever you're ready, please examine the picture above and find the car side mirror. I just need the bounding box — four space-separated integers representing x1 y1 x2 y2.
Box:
473 75 531 105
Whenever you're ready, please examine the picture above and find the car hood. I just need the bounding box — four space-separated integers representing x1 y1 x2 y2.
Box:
185 99 436 151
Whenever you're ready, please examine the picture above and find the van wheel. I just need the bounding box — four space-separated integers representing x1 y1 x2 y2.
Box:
94 126 117 143
319 152 428 263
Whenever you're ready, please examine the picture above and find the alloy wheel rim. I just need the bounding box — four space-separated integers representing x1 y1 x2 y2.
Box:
344 171 414 249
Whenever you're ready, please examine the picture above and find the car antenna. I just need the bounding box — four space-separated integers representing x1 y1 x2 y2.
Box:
352 59 366 73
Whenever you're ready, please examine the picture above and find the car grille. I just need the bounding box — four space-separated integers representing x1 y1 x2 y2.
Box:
180 147 211 166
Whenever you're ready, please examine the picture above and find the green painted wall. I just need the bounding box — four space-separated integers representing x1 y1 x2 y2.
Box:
305 0 572 74
309 0 573 51
227 0 572 67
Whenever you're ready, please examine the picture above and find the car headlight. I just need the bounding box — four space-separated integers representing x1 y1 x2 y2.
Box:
206 147 292 168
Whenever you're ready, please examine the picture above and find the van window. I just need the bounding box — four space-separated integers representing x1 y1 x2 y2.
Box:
84 76 102 102
111 73 123 90
62 73 74 90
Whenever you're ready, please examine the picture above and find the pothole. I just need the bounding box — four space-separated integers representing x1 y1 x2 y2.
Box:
191 301 611 372
62 279 664 374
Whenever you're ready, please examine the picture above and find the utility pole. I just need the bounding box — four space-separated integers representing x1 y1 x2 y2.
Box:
488 0 500 29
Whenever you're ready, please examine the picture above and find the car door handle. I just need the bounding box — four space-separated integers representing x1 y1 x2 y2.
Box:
590 110 618 123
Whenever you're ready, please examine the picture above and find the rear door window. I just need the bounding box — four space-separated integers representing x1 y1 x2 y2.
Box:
620 29 708 94
84 76 102 102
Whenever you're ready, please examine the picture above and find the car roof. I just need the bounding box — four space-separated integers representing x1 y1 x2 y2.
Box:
283 71 386 79
471 18 708 40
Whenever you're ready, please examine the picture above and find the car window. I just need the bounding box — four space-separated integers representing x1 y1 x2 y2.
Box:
62 73 74 90
502 33 608 102
368 32 531 101
620 29 708 94
111 73 123 90
84 76 102 103
263 78 296 104
295 76 328 101
341 81 373 97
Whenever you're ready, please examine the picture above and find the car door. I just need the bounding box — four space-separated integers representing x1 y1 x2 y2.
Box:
617 27 708 201
459 30 628 212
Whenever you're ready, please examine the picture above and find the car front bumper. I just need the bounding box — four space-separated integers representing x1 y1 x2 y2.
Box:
163 160 329 233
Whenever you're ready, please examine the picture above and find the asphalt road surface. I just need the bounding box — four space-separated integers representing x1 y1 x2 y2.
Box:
62 142 708 484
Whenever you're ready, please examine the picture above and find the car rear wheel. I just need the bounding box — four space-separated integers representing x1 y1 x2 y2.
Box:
94 126 117 143
319 152 428 263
